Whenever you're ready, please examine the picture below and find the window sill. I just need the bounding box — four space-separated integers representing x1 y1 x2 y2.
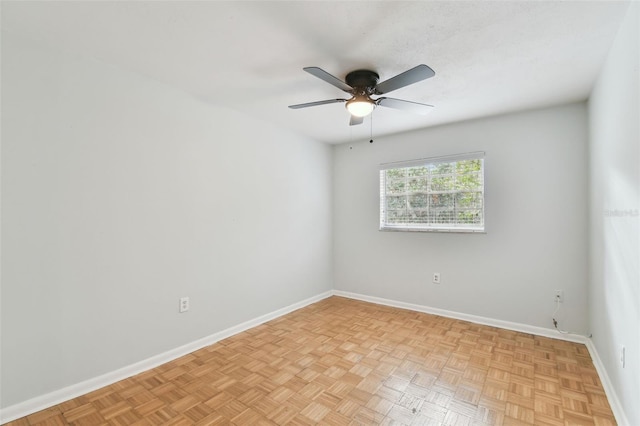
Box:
379 226 486 234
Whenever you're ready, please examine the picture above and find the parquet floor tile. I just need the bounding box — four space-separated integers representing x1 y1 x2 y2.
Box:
5 297 616 425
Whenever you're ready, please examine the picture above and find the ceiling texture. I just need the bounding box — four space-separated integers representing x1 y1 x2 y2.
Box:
1 1 631 144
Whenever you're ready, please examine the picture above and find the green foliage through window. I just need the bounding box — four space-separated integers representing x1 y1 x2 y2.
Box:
380 154 484 232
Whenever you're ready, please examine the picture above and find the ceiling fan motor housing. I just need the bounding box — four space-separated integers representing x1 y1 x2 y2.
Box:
345 70 379 93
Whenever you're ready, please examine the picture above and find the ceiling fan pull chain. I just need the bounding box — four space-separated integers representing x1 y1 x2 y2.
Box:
370 113 374 143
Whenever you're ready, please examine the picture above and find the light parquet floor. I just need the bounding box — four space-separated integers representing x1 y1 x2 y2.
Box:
6 296 616 426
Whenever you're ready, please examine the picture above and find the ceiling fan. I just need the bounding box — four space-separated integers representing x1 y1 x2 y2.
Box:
288 64 435 126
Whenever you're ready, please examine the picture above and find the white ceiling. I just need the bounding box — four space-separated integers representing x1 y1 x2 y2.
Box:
1 1 631 144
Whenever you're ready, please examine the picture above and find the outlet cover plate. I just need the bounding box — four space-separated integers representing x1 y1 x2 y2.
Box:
179 297 190 313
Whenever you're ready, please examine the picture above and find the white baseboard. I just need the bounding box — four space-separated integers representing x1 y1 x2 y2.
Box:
0 291 333 424
584 339 629 426
332 290 588 344
333 290 630 425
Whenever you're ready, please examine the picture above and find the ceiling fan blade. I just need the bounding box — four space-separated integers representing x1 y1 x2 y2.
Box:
349 115 364 126
288 99 347 109
303 67 353 93
376 97 434 115
374 65 435 95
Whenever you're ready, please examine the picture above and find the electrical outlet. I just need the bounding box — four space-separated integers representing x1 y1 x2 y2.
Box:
554 290 563 303
179 297 190 313
433 273 441 284
621 345 626 368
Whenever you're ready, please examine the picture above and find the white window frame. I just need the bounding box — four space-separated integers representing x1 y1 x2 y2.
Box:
379 152 485 233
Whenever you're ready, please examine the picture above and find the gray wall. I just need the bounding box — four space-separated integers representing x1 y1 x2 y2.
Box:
588 3 639 425
333 103 589 333
0 33 333 408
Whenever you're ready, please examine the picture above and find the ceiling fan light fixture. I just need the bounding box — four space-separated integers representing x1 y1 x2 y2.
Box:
346 97 375 117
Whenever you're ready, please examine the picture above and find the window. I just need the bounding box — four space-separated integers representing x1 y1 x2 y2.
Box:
379 152 485 232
